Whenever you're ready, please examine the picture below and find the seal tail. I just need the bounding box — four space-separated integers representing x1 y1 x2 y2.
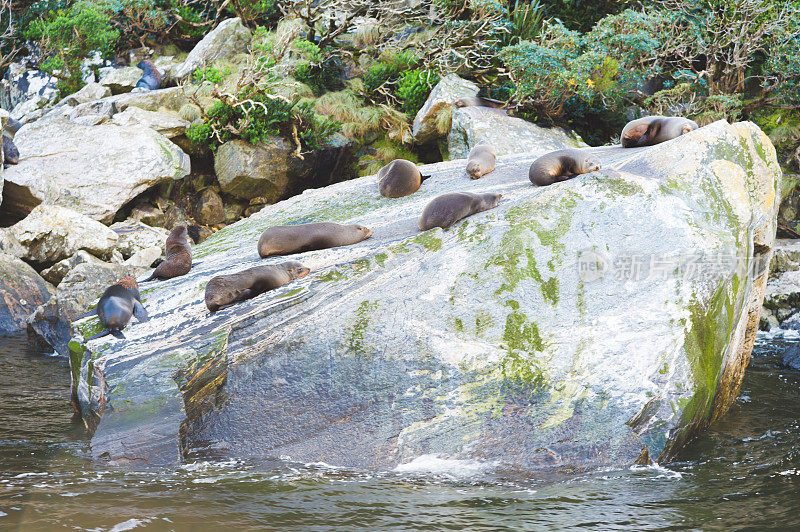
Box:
133 301 149 322
77 309 97 319
141 272 157 282
110 329 126 339
420 174 432 183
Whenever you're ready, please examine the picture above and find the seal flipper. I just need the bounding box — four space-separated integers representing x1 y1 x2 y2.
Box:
109 329 126 339
86 329 110 341
133 300 149 322
77 309 97 319
420 174 432 183
141 272 158 282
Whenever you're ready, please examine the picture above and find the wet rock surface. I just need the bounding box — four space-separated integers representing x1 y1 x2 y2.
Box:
0 253 54 335
68 120 780 471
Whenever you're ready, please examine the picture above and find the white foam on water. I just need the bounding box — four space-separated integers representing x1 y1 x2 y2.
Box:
12 472 46 479
109 518 150 532
629 463 683 480
393 454 499 479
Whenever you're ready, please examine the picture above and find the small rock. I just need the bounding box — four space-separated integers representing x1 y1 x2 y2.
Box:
125 246 162 268
129 204 166 227
195 188 225 225
10 205 119 266
110 220 169 258
224 203 244 223
40 250 102 285
781 343 800 370
164 204 188 228
0 253 54 335
100 66 144 95
759 307 779 331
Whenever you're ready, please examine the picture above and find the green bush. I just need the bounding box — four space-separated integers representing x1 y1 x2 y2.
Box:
192 66 231 84
396 69 441 117
363 51 417 95
26 0 119 96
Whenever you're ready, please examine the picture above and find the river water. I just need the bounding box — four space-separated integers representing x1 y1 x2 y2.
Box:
1 332 798 531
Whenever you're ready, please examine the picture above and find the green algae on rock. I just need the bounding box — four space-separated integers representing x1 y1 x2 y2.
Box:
69 121 780 472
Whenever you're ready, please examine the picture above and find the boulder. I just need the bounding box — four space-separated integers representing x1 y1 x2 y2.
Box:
28 261 146 355
194 188 225 226
129 204 167 227
110 220 168 258
0 63 58 112
111 107 189 138
215 134 356 202
99 67 143 95
47 87 190 123
763 270 800 318
10 95 52 124
769 239 800 278
58 82 112 107
172 18 252 81
0 229 25 258
124 246 162 268
40 250 103 285
10 205 119 266
2 116 190 223
412 74 478 144
781 343 800 370
67 121 780 471
448 106 587 160
0 253 54 335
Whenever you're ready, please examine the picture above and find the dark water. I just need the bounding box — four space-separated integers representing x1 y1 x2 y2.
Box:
1 333 799 531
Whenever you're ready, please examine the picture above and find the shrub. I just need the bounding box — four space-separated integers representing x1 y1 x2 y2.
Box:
362 51 417 95
192 65 231 84
26 0 119 96
396 69 441 117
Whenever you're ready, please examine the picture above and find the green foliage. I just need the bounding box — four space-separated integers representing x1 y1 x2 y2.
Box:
396 69 441 117
105 0 171 46
537 0 629 33
363 51 417 95
507 0 545 44
192 66 231 84
26 0 119 96
290 39 344 93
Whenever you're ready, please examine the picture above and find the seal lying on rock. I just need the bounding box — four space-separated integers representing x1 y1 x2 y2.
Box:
377 159 431 198
143 222 194 281
466 141 496 180
3 116 22 167
205 261 311 312
529 149 601 186
454 96 506 109
620 116 698 148
258 222 373 258
419 192 502 231
134 60 163 91
86 276 148 340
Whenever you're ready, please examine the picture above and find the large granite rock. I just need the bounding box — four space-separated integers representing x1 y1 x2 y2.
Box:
41 250 103 286
111 107 189 138
215 134 356 202
412 74 478 144
68 121 779 472
47 87 190 123
110 221 169 259
448 106 587 159
58 82 112 107
2 116 190 223
0 253 54 335
10 205 119 266
99 67 143 95
29 261 146 355
0 63 58 111
172 18 252 81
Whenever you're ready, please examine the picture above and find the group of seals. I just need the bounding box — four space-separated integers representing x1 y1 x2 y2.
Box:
205 261 310 312
378 159 430 198
143 222 195 281
258 222 373 258
134 60 163 91
86 276 149 340
3 117 22 168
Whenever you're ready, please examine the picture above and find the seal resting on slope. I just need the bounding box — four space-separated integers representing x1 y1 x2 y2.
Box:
85 276 148 340
620 116 698 148
143 222 194 281
528 149 601 186
465 141 497 180
134 60 163 91
205 261 311 312
258 222 373 258
377 159 431 198
418 192 502 231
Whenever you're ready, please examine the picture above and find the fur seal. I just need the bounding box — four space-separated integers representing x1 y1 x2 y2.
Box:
205 261 310 312
466 141 497 180
85 276 149 340
134 60 163 91
620 116 698 148
454 96 505 109
418 192 502 231
143 222 193 281
529 149 601 186
3 117 22 167
377 159 431 198
258 222 373 258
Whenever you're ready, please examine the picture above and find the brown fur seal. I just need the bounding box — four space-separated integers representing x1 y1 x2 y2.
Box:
454 96 505 109
143 222 193 281
620 116 698 148
419 192 502 231
3 117 21 167
466 141 497 180
85 276 148 340
205 261 310 312
377 159 431 198
529 149 601 186
258 222 373 258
